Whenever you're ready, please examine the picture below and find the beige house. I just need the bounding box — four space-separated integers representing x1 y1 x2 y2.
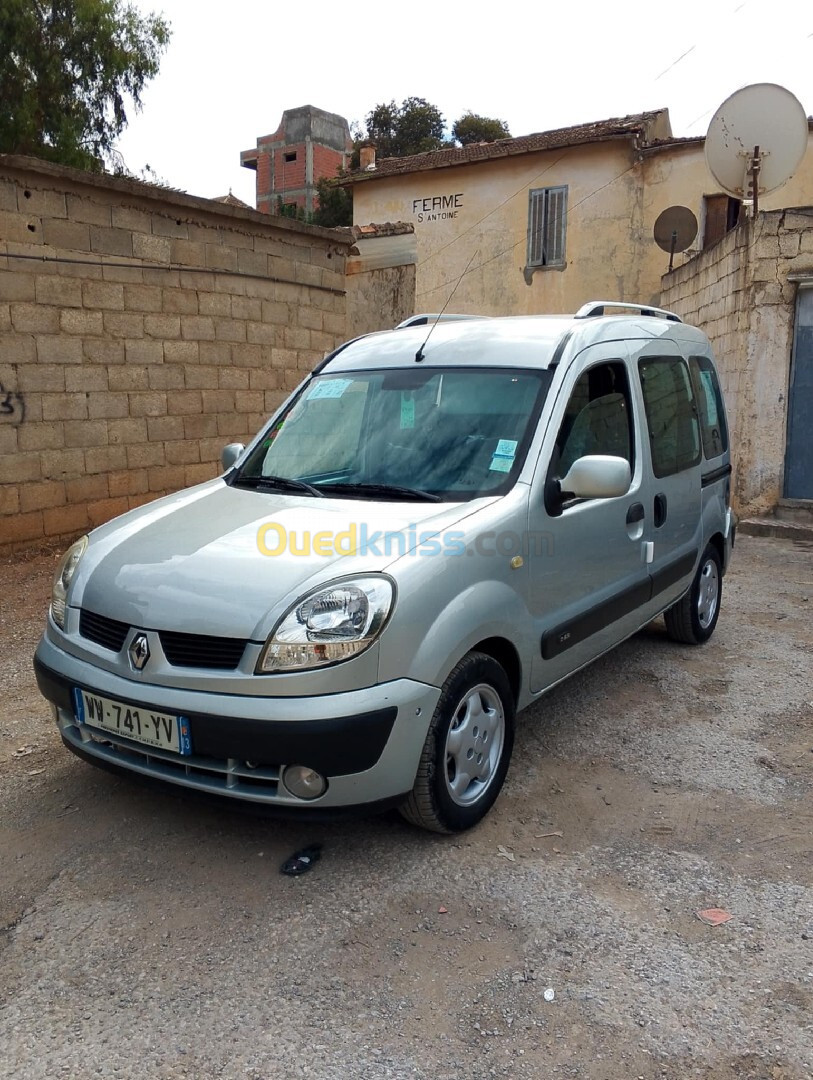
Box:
345 109 813 316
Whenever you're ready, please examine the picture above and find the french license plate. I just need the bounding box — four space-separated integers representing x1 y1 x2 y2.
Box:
73 688 191 756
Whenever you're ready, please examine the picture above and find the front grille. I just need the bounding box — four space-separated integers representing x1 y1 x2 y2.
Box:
79 609 130 652
158 630 247 670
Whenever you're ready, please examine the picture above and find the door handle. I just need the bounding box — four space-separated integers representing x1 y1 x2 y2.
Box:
626 503 645 525
654 493 668 528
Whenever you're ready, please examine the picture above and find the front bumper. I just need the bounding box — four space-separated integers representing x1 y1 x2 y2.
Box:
34 635 440 810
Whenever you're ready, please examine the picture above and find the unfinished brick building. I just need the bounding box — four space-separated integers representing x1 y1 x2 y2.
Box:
240 105 353 217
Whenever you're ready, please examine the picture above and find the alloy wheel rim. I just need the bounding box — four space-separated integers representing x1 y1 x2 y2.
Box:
444 684 505 807
697 559 720 628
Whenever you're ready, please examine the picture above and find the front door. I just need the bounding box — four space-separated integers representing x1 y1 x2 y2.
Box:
785 286 813 499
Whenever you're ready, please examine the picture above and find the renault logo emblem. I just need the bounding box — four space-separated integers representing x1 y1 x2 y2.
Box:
128 633 150 671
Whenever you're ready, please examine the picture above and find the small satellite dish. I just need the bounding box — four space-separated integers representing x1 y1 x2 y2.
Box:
705 83 808 213
654 206 698 269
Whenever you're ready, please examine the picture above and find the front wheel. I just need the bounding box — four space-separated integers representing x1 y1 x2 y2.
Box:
399 652 515 833
664 543 722 645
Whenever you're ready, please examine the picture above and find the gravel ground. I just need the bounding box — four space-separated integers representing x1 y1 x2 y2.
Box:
1 534 812 1080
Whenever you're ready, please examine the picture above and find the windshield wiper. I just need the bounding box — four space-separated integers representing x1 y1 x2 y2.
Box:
316 481 441 502
232 474 324 497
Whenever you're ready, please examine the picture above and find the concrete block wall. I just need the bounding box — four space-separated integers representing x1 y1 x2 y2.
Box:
662 209 813 515
0 155 353 554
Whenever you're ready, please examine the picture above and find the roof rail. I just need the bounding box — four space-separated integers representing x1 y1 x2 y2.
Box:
574 300 683 323
395 313 489 329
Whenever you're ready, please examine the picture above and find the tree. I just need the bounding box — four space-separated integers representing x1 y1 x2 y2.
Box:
452 112 511 146
312 174 352 228
363 97 445 159
0 0 171 172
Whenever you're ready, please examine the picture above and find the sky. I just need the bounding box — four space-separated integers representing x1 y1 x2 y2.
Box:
116 0 813 205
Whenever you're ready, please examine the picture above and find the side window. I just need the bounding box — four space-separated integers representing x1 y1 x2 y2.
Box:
555 361 633 478
527 186 568 268
689 356 729 458
638 357 701 478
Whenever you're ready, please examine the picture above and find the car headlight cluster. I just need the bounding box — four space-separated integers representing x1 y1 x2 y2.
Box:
257 576 394 673
51 536 88 630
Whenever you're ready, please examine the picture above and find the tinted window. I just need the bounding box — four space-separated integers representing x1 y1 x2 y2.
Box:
689 356 728 458
638 357 701 478
555 361 633 477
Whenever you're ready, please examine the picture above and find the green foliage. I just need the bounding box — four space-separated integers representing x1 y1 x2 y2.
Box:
0 0 171 171
363 97 445 159
312 174 352 228
452 112 511 146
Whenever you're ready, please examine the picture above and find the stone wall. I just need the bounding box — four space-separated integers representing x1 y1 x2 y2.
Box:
344 223 417 337
0 155 354 554
661 209 813 515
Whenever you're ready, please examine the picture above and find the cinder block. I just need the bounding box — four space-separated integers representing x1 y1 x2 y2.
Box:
0 485 20 515
170 239 207 267
126 443 165 469
148 365 185 390
234 390 264 412
219 368 250 389
101 264 144 284
88 391 129 419
181 315 216 340
65 365 108 392
246 321 276 345
167 390 203 416
163 289 198 315
18 186 67 218
37 335 82 364
65 194 111 226
198 341 230 367
11 303 59 334
66 474 110 503
0 270 36 302
87 496 131 527
198 291 231 317
232 297 263 321
166 440 200 465
85 445 126 473
163 340 199 364
133 233 170 263
90 225 134 258
183 414 219 439
147 415 186 441
152 216 188 239
125 339 164 365
43 504 91 537
103 311 144 338
0 334 33 366
205 245 239 272
283 326 311 350
180 270 214 292
0 510 45 543
64 419 109 448
109 366 149 391
202 389 234 413
41 219 90 250
83 281 125 310
184 365 220 390
0 450 41 484
237 250 268 277
16 421 64 451
248 368 279 390
218 412 250 437
41 392 89 421
17 364 66 392
84 339 125 365
147 464 187 492
108 470 150 497
40 447 86 479
231 342 263 368
184 463 218 486
215 318 246 342
0 180 17 212
129 391 167 417
60 308 104 335
144 314 181 338
123 284 162 312
108 417 149 445
0 209 43 245
112 206 152 233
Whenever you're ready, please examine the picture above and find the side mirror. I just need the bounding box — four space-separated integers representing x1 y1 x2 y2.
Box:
221 443 246 471
559 455 631 500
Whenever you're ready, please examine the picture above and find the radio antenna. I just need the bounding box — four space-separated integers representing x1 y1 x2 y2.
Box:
415 248 479 362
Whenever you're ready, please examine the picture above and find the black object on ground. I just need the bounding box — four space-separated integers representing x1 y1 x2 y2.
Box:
280 844 323 876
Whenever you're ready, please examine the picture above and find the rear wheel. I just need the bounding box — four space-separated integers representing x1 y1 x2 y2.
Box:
399 652 515 833
664 544 722 644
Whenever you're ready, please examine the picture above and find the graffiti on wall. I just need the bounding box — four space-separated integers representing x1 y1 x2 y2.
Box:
0 385 25 425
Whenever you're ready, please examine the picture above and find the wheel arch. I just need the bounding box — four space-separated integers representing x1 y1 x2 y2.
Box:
469 637 521 706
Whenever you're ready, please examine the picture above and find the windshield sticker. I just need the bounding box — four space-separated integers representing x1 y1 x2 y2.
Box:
489 455 513 473
495 439 518 458
400 395 415 429
308 378 352 400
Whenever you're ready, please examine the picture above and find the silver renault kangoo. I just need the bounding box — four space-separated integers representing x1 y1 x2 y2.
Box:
34 301 735 832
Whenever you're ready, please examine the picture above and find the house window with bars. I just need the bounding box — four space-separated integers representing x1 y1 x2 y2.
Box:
527 186 568 268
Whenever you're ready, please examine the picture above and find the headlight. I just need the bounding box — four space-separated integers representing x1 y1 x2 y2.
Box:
257 576 394 673
51 535 88 630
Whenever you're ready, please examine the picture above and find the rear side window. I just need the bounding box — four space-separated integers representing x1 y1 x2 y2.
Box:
554 361 633 477
638 357 701 478
689 356 729 458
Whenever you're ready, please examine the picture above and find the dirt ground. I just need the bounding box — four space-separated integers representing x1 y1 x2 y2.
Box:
1 534 812 1080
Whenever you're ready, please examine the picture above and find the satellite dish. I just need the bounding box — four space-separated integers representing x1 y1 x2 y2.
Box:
654 206 698 269
705 83 808 213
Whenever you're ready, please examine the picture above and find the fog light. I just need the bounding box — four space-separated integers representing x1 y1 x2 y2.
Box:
282 765 327 800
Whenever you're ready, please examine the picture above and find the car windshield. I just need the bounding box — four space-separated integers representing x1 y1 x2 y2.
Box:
233 366 551 501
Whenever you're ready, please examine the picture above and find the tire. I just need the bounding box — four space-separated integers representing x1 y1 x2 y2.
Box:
664 543 722 645
399 651 515 834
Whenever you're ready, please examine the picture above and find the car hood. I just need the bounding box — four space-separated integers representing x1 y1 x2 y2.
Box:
72 480 487 640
